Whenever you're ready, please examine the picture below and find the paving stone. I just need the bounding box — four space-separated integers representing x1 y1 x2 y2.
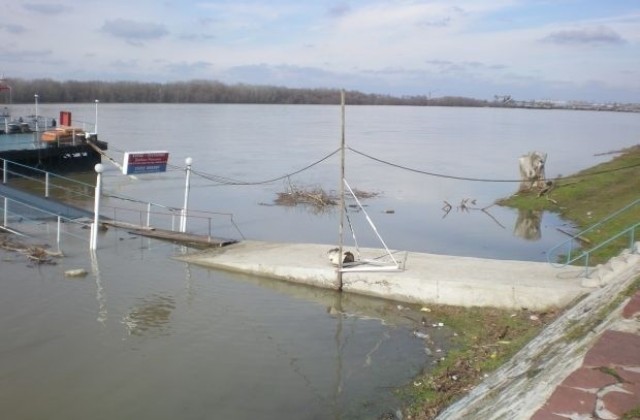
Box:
561 367 617 391
622 291 640 319
530 408 572 419
600 383 640 418
537 386 596 417
584 330 640 367
616 367 640 384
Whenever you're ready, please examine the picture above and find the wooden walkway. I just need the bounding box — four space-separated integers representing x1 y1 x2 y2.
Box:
102 220 237 248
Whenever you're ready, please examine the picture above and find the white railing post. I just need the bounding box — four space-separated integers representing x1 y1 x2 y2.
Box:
56 216 61 252
3 197 7 227
90 163 104 250
146 202 152 227
45 172 50 198
180 157 192 233
2 159 7 184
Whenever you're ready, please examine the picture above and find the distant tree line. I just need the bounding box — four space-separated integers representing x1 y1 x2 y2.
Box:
1 78 490 107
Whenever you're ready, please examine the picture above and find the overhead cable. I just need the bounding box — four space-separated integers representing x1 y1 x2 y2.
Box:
190 148 341 185
348 146 640 183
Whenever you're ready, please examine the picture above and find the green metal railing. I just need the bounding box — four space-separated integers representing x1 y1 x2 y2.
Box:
547 198 640 276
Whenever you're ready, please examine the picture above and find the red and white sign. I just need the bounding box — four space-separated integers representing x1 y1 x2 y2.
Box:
123 151 169 175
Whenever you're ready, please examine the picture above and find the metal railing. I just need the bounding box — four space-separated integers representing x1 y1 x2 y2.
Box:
547 198 640 274
1 194 91 251
1 157 245 244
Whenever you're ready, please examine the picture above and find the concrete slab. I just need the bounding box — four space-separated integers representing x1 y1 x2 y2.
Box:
177 240 589 310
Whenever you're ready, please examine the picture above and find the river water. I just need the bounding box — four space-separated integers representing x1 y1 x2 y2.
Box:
1 103 639 419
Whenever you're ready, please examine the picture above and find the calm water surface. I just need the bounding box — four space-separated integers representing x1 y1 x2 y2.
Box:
18 102 640 260
2 103 639 419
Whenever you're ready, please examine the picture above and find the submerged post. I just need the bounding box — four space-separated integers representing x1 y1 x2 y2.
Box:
180 157 193 233
337 90 346 291
90 163 104 250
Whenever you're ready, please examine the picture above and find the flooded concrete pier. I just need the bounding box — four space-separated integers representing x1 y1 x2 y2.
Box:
178 240 589 310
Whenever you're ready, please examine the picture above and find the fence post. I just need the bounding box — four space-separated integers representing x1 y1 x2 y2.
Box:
3 197 7 227
146 202 152 227
2 159 6 184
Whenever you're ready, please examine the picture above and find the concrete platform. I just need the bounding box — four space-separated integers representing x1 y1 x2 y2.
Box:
177 240 590 310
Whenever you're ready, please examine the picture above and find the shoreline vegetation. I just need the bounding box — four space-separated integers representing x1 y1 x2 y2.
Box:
406 146 640 419
2 78 639 112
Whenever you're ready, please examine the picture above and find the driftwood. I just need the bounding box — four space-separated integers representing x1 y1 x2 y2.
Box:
274 183 379 212
556 227 592 245
442 199 506 229
1 238 63 265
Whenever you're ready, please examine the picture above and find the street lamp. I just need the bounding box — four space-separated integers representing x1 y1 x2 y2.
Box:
180 157 193 233
90 163 104 250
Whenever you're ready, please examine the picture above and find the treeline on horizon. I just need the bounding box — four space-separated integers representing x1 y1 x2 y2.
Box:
2 78 489 107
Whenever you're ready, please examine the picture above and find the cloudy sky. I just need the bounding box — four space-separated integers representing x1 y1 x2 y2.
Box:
2 0 639 102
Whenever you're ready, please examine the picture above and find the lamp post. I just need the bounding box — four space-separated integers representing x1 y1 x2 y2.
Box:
34 94 39 132
180 157 193 233
90 163 104 250
94 99 99 134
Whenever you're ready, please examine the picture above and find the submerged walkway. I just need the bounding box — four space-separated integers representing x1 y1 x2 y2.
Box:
0 183 94 220
178 240 589 310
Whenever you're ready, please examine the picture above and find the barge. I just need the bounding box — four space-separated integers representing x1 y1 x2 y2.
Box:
1 109 107 177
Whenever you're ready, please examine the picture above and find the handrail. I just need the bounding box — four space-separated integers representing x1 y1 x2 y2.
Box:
547 198 640 271
1 158 245 241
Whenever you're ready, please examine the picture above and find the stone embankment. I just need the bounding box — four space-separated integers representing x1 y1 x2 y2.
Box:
436 245 640 419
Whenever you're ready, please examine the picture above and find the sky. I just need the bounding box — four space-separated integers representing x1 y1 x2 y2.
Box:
2 0 639 102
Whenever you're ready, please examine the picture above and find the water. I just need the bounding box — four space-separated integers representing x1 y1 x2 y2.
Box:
2 103 639 419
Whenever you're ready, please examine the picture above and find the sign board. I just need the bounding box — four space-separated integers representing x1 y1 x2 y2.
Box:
123 151 169 175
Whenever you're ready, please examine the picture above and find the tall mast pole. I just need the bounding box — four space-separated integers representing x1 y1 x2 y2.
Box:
337 90 346 291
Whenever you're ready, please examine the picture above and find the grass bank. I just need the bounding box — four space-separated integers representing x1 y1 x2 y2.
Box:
402 305 558 419
498 145 640 264
405 145 640 419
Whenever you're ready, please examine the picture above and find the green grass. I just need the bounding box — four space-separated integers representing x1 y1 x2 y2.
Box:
403 305 555 419
498 145 640 264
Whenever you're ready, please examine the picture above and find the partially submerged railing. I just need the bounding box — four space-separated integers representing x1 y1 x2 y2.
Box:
547 198 640 275
1 157 244 244
1 194 91 251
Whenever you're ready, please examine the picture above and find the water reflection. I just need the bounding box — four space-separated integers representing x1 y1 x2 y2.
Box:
513 209 543 241
122 294 175 337
90 250 107 326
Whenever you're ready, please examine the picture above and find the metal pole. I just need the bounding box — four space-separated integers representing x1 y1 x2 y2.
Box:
3 197 7 227
2 159 6 184
95 99 99 134
180 157 193 233
90 163 104 250
45 172 50 198
34 94 39 133
56 216 61 252
337 90 346 291
146 202 152 227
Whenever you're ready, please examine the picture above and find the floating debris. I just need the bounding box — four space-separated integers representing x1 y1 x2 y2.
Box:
65 268 88 277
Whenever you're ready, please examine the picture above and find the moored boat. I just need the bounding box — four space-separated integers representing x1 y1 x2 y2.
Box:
40 126 87 144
